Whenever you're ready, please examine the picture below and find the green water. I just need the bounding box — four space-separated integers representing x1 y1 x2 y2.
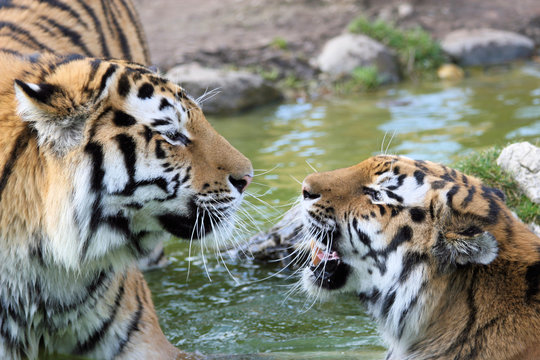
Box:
146 64 540 359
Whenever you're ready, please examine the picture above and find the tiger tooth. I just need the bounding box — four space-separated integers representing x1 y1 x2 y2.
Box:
310 239 323 266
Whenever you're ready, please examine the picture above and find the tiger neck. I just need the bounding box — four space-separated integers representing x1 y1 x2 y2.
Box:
361 259 442 355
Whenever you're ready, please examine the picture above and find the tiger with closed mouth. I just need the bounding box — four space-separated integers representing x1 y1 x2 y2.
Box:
0 1 253 359
300 155 540 360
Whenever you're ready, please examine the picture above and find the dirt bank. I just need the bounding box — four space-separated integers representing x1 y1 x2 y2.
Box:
135 0 540 73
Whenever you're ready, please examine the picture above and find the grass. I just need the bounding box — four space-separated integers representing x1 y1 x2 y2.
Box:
334 65 381 93
348 17 446 79
270 36 288 50
454 147 540 225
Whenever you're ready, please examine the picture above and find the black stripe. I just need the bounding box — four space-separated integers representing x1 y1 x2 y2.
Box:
106 0 132 60
114 289 143 357
15 80 60 104
74 275 126 355
0 128 31 203
99 0 115 38
381 291 396 319
115 134 137 180
39 0 88 29
409 207 426 223
385 190 403 203
159 98 172 111
0 32 42 52
431 180 446 189
399 252 428 283
446 184 460 207
53 54 85 68
383 225 413 256
84 142 105 192
151 118 170 127
461 186 476 208
39 16 92 56
84 59 102 94
0 21 54 52
117 72 131 97
525 261 540 302
113 110 136 127
46 269 111 315
96 63 118 99
74 0 110 57
0 47 22 56
137 83 154 99
142 126 153 144
444 269 478 356
155 140 166 159
88 106 112 139
117 0 149 62
413 170 425 185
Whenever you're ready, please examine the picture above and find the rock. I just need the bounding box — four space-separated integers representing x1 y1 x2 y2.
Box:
166 63 282 115
437 63 464 81
521 15 540 47
230 205 307 268
530 222 540 238
496 142 540 204
397 3 414 19
441 28 535 66
316 33 401 84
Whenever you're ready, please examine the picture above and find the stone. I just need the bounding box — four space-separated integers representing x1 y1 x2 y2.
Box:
316 33 401 84
497 142 540 204
441 28 534 66
166 63 282 115
530 222 540 238
521 15 540 47
437 63 464 81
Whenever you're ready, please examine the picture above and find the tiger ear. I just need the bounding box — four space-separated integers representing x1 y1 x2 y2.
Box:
14 80 87 155
433 226 498 271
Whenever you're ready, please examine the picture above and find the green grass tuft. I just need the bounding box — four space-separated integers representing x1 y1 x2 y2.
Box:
334 66 381 93
270 36 288 50
348 17 446 79
454 147 540 225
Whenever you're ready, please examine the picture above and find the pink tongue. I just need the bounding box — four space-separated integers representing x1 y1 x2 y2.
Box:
317 251 340 262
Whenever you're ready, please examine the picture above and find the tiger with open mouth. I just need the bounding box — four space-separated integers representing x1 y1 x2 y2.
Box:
300 155 540 360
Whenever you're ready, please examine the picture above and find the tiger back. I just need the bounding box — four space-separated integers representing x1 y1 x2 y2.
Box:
0 0 149 63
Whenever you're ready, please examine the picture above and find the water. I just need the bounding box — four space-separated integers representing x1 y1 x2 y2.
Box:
146 64 540 359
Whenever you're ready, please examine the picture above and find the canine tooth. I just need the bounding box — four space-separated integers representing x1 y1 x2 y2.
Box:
310 239 323 266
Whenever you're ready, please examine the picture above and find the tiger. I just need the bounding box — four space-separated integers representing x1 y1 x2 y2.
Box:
299 155 540 360
0 1 254 360
0 0 177 270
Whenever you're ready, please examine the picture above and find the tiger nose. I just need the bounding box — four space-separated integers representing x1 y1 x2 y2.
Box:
229 174 252 194
302 183 320 200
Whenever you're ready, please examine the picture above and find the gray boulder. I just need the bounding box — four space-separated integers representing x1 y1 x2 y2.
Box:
316 33 401 84
441 28 534 66
497 142 540 204
166 63 282 115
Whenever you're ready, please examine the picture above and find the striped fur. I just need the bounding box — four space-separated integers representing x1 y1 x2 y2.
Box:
300 155 540 360
0 0 149 64
0 2 253 359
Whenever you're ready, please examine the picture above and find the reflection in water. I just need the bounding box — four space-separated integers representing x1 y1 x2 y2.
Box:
148 65 540 359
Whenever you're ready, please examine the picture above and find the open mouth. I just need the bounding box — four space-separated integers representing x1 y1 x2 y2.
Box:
309 239 350 290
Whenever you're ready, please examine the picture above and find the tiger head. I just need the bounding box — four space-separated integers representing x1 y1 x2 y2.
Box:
300 155 540 349
12 55 252 266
